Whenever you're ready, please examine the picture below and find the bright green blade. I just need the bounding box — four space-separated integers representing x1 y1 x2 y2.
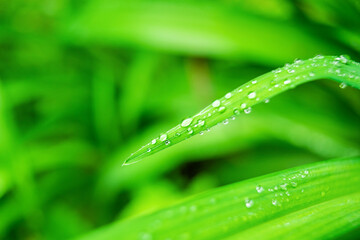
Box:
77 157 360 240
124 55 360 165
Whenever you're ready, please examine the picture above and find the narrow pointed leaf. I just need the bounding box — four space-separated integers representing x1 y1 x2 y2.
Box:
77 157 360 240
124 55 360 165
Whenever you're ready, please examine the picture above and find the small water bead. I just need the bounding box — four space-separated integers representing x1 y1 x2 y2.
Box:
264 99 270 103
314 54 324 59
339 82 347 89
240 103 247 109
247 91 256 99
230 116 235 121
197 119 205 127
284 79 291 85
252 80 257 84
151 139 157 144
225 92 232 99
212 100 220 107
147 148 151 152
238 88 243 92
175 132 181 137
219 106 226 113
244 107 252 114
304 170 309 174
287 69 295 73
233 108 240 115
187 128 194 134
165 140 171 145
256 185 264 193
223 119 229 125
160 134 167 141
309 72 315 77
245 198 254 208
272 199 280 206
199 131 204 135
181 118 193 127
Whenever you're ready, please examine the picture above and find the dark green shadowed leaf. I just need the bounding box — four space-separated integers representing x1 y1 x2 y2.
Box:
77 157 360 240
123 55 360 165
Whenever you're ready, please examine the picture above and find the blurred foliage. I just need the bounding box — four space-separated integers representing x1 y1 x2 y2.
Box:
0 0 359 239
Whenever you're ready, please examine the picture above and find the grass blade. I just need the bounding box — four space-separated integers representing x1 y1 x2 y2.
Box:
77 157 360 240
124 55 360 165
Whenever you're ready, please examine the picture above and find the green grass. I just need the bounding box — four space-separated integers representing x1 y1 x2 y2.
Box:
79 157 360 240
124 55 360 165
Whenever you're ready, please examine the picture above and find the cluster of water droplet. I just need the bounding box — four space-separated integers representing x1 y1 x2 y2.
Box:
126 55 360 165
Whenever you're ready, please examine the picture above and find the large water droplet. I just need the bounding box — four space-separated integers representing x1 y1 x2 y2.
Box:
284 79 291 85
247 91 256 99
160 134 167 141
225 92 232 99
181 118 193 127
212 100 220 107
219 106 226 113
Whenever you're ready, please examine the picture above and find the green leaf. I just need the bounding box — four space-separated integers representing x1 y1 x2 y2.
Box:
76 157 360 240
124 55 360 165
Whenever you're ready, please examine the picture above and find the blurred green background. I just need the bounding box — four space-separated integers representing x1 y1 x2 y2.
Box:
1 0 360 239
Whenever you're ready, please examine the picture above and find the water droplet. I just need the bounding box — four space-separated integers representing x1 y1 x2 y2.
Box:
165 140 170 145
252 80 257 84
223 119 229 125
339 82 347 89
238 88 243 92
287 69 295 73
151 139 157 144
247 91 256 99
264 99 270 103
147 148 151 152
199 131 204 135
284 79 291 85
160 134 167 141
175 132 181 137
230 116 235 120
181 118 193 127
280 183 288 190
225 93 232 99
233 108 240 115
187 128 194 134
245 198 254 208
244 107 252 114
272 199 279 206
219 106 226 113
309 72 315 77
212 100 220 107
290 182 297 187
256 185 264 193
304 170 309 174
197 119 205 127
240 103 247 109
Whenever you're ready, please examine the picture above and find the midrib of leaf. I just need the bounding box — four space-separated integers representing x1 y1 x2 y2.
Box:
77 157 360 240
124 55 360 165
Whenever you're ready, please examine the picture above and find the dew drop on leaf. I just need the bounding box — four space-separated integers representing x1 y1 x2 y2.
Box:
256 185 264 193
247 91 256 99
212 100 220 107
225 92 232 99
244 107 252 114
181 118 193 127
160 134 167 141
339 82 347 89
